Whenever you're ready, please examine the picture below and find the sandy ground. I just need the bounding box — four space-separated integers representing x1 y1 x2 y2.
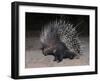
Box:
25 35 89 68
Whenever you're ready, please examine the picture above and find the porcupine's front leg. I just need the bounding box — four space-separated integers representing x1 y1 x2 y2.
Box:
53 56 57 61
54 50 63 63
57 54 63 63
42 48 47 56
52 49 57 61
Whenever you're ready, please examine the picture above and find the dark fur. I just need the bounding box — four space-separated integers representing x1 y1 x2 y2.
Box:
41 41 76 63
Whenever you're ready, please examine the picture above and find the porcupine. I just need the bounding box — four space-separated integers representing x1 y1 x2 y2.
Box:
40 18 81 63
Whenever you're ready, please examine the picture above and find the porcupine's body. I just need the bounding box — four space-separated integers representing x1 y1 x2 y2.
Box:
40 19 81 62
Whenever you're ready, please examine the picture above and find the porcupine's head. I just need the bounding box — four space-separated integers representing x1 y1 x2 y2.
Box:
40 18 82 61
40 20 60 56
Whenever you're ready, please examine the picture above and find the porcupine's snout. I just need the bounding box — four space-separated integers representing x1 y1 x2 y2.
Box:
40 43 51 56
41 46 54 56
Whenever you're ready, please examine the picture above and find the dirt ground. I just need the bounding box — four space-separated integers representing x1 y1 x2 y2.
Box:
25 34 89 68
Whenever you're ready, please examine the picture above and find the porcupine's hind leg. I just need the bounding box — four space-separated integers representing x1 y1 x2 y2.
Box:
64 50 77 59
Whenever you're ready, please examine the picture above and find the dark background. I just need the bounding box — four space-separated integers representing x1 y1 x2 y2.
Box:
26 12 89 36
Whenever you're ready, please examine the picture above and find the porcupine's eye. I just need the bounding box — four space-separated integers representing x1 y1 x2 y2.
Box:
53 49 56 53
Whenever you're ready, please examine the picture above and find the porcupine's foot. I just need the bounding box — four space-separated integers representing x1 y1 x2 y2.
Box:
53 56 63 63
53 57 57 61
56 55 63 63
57 59 63 63
53 54 63 63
